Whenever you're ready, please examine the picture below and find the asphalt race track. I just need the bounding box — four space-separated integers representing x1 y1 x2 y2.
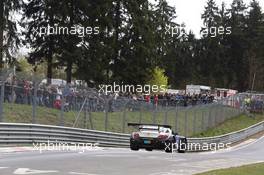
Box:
0 137 263 175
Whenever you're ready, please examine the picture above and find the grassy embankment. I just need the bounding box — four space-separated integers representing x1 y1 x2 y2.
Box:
196 162 264 175
2 103 264 136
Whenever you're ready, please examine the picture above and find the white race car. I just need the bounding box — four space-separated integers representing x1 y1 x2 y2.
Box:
128 123 187 153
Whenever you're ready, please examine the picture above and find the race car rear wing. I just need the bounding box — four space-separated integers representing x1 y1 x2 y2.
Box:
127 123 172 129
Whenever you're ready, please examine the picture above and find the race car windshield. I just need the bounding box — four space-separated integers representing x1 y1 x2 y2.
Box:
139 125 159 132
140 129 159 133
139 125 159 130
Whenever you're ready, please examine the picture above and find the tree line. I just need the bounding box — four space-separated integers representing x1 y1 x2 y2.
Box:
0 0 263 92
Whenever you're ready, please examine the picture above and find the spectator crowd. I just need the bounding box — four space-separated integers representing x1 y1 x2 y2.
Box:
2 76 263 113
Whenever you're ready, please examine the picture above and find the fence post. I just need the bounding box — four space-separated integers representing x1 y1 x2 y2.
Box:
104 99 109 131
223 105 226 121
73 97 87 128
164 110 168 125
89 111 93 130
213 106 216 126
208 105 212 129
218 104 222 124
87 100 93 130
152 108 157 124
0 81 5 122
0 70 12 122
175 107 178 132
84 105 87 129
220 105 224 123
61 85 71 126
184 110 188 136
139 104 142 124
122 110 126 133
202 109 205 131
216 105 219 125
32 80 38 124
193 107 197 136
59 95 65 126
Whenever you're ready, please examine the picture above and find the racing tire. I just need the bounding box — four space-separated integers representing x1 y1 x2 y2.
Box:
130 143 139 151
145 148 153 151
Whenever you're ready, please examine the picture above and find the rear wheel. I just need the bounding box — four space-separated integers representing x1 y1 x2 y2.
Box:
130 142 139 151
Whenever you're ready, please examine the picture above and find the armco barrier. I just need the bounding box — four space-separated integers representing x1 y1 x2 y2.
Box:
0 123 130 147
0 121 263 151
188 121 264 151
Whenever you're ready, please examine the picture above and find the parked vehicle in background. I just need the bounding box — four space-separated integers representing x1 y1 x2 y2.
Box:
186 85 211 95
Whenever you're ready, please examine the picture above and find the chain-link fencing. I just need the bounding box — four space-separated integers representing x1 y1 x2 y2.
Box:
2 70 262 136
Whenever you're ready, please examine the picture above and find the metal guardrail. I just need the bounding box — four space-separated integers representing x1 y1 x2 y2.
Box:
0 123 130 147
0 121 263 151
188 120 264 151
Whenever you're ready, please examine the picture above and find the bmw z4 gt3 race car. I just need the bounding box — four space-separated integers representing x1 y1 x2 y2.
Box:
128 123 187 153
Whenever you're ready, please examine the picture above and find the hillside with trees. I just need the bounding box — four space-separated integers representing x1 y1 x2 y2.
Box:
0 0 263 91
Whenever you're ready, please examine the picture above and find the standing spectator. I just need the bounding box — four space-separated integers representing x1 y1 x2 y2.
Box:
10 76 17 103
53 98 62 109
23 80 31 104
154 94 158 107
145 95 150 103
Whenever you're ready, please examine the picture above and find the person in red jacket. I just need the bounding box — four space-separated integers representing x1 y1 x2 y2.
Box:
154 94 158 106
145 95 150 103
53 99 62 109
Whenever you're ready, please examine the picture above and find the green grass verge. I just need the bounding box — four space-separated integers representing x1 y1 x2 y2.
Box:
3 103 76 126
194 114 264 137
196 162 264 175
